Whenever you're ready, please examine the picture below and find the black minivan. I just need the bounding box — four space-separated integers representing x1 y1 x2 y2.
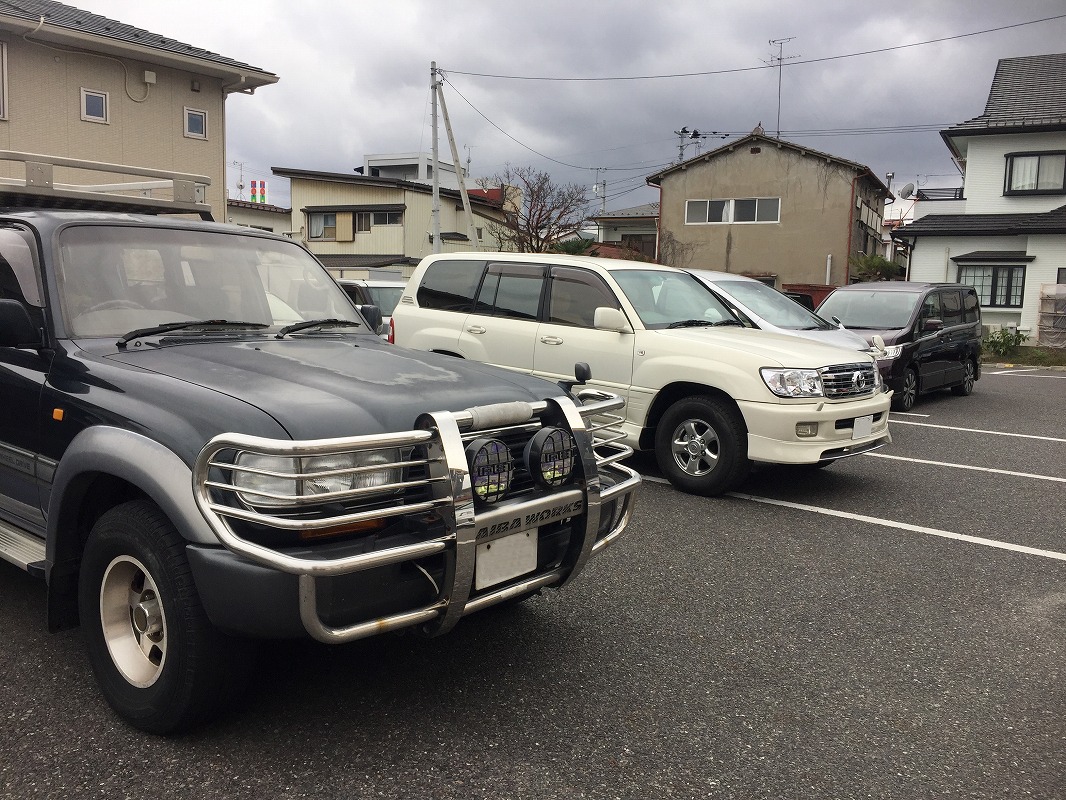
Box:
816 282 982 412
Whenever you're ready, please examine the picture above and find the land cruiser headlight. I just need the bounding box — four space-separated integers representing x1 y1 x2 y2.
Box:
232 453 298 507
233 449 402 507
876 345 903 361
760 368 824 398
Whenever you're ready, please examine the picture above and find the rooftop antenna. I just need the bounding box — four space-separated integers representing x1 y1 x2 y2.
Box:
766 37 799 137
231 160 246 200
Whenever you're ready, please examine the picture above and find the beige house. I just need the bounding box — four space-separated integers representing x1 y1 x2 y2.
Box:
226 199 292 234
272 167 510 280
647 130 891 288
0 1 276 217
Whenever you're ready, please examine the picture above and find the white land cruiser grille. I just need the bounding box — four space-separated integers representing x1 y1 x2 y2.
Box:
819 363 880 398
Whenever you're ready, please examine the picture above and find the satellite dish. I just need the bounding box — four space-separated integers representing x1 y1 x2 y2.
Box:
898 183 915 200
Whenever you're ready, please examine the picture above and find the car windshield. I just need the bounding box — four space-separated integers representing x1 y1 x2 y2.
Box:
612 269 739 329
817 289 922 329
57 225 365 338
711 279 833 330
363 285 403 316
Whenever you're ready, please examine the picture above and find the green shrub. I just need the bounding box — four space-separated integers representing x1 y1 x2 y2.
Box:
983 328 1029 357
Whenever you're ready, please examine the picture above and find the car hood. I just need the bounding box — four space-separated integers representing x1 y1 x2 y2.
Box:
653 326 875 367
782 326 873 351
104 336 568 439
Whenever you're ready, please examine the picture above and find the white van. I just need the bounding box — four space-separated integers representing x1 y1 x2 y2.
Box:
392 253 892 495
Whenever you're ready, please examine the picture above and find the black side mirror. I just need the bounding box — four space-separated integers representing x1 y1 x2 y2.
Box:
357 304 384 335
921 318 944 333
558 362 592 396
0 299 40 347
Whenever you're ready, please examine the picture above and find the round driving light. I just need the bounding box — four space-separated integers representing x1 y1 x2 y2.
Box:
524 427 577 488
466 438 513 503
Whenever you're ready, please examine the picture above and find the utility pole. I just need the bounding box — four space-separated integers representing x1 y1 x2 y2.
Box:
435 77 479 249
767 37 799 138
593 168 606 214
430 62 441 254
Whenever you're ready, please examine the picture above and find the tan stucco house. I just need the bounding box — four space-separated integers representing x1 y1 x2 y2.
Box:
0 1 276 217
647 129 891 288
272 166 510 280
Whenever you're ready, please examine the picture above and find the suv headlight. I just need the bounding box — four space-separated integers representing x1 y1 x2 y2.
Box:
760 368 824 398
232 450 402 507
876 345 903 361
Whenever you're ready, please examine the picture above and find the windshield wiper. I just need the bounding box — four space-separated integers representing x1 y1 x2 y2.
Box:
275 318 362 338
711 319 744 327
117 320 268 348
667 319 716 329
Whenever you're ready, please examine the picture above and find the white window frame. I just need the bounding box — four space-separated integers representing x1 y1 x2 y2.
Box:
184 107 208 139
0 43 8 120
685 197 780 225
81 88 109 124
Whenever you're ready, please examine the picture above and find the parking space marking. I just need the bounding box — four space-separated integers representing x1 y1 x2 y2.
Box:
728 492 1066 563
889 419 1066 443
891 411 930 417
864 452 1066 483
986 367 1040 374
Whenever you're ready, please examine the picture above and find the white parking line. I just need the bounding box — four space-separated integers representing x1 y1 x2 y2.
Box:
986 367 1040 374
889 419 1066 443
728 492 1066 562
864 452 1066 483
891 411 930 417
986 371 1066 379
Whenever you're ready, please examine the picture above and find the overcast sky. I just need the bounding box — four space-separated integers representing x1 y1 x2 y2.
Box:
75 1 1066 215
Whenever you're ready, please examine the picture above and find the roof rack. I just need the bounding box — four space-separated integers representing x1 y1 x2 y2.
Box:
0 150 214 219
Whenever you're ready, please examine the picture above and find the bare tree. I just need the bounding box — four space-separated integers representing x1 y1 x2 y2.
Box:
479 165 589 253
657 230 697 268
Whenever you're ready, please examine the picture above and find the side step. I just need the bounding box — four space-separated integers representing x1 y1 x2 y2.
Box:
0 519 46 573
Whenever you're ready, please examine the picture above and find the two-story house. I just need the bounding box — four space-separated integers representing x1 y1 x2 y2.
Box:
589 203 659 259
646 127 891 289
272 165 510 279
0 0 276 217
896 53 1066 342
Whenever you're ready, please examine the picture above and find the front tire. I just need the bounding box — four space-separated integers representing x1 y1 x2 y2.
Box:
655 395 749 496
79 499 250 734
892 367 918 412
950 358 977 396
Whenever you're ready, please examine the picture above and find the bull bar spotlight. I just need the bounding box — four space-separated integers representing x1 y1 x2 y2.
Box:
523 427 577 489
466 438 513 503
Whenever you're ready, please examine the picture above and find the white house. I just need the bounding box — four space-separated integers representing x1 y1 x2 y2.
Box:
896 53 1066 343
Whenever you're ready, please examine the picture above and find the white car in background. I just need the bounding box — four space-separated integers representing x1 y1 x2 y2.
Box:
686 270 871 353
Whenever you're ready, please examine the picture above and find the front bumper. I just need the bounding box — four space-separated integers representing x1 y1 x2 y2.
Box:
738 390 893 465
190 392 640 643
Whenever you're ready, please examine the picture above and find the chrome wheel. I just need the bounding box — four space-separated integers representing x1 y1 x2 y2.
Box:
952 359 976 396
669 418 721 477
99 554 167 688
893 368 918 412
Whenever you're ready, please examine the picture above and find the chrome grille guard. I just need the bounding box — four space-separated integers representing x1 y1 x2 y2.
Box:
192 393 640 643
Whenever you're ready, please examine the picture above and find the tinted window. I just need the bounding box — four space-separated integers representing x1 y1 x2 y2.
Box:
817 290 922 329
417 260 484 312
918 292 942 323
548 267 618 327
473 263 544 320
940 290 963 326
363 285 403 316
0 228 42 307
962 289 980 323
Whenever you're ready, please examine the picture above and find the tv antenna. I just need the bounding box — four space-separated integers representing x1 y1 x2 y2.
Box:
765 37 799 137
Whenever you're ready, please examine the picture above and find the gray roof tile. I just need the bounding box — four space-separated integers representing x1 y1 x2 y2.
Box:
945 52 1066 133
896 204 1066 237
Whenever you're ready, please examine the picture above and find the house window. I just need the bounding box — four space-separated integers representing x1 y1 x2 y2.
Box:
355 212 371 233
1005 152 1066 194
685 198 779 224
184 107 207 139
373 211 402 225
308 213 337 240
957 264 1025 308
81 89 109 123
476 227 484 241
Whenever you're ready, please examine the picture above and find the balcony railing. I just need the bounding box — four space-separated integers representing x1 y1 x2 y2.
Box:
916 187 964 201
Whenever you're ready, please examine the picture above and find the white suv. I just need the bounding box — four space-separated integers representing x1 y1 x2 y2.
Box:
391 253 892 495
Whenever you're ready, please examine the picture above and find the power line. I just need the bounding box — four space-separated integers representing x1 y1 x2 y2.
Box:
445 15 1066 82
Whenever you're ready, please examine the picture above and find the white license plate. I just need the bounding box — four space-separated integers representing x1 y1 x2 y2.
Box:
475 530 537 590
852 414 874 439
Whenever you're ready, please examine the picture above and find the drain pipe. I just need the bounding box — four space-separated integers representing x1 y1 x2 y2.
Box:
825 254 832 285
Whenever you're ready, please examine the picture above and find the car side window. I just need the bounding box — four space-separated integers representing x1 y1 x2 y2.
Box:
474 263 545 320
0 228 43 307
416 260 485 312
919 291 942 324
962 289 980 323
548 267 618 327
940 290 963 326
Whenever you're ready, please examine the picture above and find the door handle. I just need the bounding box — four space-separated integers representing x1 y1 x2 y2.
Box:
539 336 563 345
466 325 486 334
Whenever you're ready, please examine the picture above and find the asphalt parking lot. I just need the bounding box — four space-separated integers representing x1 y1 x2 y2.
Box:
2 366 1064 799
